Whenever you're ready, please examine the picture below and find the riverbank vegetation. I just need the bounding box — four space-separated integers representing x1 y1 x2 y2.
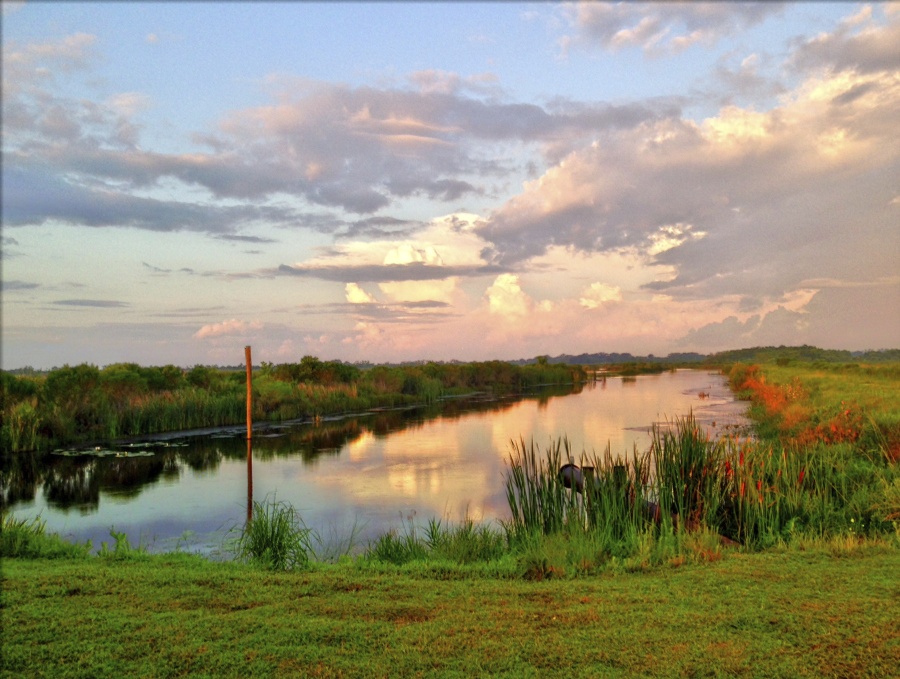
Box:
4 355 899 675
0 357 585 453
5 358 897 567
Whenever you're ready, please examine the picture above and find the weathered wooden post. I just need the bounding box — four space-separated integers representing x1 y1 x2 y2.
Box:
245 345 253 440
245 346 253 522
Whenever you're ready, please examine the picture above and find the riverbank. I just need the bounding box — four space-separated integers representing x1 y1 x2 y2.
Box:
4 544 898 678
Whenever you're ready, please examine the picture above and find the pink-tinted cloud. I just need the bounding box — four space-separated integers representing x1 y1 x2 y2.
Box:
193 319 263 340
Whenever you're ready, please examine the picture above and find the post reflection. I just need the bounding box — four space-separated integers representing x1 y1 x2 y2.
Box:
246 437 253 524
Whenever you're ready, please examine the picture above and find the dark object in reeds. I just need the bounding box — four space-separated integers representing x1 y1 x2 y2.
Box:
560 462 671 528
505 415 753 549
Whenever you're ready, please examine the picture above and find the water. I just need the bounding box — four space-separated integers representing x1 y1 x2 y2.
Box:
3 370 751 556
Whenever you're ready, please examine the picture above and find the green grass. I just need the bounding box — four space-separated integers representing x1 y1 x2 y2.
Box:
3 546 899 678
235 497 314 570
1 514 91 560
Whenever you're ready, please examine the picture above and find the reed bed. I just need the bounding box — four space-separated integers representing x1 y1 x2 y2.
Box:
503 412 899 570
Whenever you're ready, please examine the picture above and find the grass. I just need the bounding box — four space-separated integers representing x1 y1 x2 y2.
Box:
3 545 899 678
363 514 509 567
0 514 91 560
235 497 314 570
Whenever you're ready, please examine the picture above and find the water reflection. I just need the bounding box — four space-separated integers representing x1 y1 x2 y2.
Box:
246 438 253 525
3 371 750 554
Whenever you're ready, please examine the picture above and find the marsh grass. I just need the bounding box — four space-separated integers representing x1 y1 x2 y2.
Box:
236 496 313 570
2 360 585 452
503 408 899 567
0 513 90 559
98 528 147 560
504 417 725 544
364 512 508 566
652 415 723 529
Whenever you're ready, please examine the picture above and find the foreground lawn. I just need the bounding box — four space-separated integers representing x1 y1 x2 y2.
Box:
3 546 899 678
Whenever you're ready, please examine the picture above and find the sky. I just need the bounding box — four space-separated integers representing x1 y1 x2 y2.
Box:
2 1 898 369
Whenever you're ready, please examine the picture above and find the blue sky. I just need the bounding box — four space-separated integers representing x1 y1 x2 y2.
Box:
2 2 898 368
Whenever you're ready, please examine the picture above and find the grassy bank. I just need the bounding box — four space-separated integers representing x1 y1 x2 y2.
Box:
3 546 899 678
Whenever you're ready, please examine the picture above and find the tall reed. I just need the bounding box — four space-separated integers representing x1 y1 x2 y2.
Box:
504 436 578 538
651 415 724 531
502 413 866 557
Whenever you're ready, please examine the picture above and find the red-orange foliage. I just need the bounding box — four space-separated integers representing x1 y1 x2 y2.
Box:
730 364 862 447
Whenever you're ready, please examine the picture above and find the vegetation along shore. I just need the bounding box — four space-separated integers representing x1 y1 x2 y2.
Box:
3 346 899 677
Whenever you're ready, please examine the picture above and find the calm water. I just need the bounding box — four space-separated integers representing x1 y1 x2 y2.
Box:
4 370 750 556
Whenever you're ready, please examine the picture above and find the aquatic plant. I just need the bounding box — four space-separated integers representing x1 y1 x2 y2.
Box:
236 496 313 570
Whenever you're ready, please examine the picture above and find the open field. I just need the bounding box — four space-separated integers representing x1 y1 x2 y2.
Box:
3 545 899 678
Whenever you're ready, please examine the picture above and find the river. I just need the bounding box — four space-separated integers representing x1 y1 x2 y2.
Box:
4 369 751 556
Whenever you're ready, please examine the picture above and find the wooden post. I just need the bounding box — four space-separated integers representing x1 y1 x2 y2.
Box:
245 346 253 523
245 345 252 440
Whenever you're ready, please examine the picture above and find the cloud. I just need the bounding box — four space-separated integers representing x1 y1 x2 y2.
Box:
142 262 171 274
278 261 503 284
480 60 900 312
486 274 533 318
789 5 900 75
276 211 506 284
579 282 622 309
1 165 303 234
379 279 457 305
564 3 786 56
341 216 418 240
2 279 39 291
215 234 279 244
193 319 263 339
53 299 129 308
4 33 674 231
383 244 444 266
675 281 900 352
345 283 376 304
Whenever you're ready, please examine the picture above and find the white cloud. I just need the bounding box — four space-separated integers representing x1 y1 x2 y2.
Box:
486 274 531 317
193 319 263 339
345 283 376 304
482 66 900 308
579 282 622 309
